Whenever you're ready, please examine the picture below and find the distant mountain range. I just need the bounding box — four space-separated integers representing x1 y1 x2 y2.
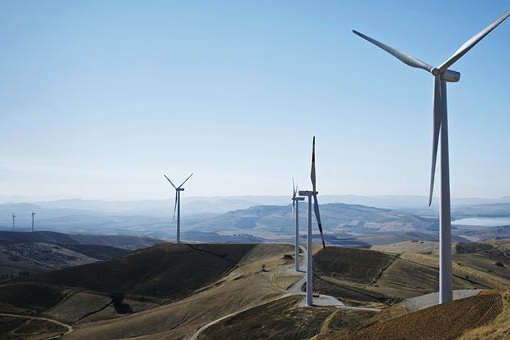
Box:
1 195 509 216
0 198 508 244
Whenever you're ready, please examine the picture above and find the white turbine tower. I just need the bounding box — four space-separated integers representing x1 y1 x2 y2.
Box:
353 9 510 304
31 212 37 232
164 173 193 244
291 179 304 272
12 214 16 231
299 137 326 306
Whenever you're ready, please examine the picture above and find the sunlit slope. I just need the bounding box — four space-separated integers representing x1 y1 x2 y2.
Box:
323 292 503 340
0 243 261 329
62 244 298 339
461 288 510 339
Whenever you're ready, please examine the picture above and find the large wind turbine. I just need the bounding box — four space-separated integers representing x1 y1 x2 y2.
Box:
291 179 305 272
353 9 510 304
164 173 193 244
12 214 15 231
299 137 326 306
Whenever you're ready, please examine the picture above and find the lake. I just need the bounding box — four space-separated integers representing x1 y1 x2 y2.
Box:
452 216 510 227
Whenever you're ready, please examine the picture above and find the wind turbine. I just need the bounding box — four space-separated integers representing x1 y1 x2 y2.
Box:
164 173 193 244
299 136 326 306
353 9 510 304
291 179 305 272
31 212 37 232
12 214 16 231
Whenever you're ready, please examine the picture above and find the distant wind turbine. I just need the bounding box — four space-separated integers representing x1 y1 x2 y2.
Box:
299 137 326 306
31 212 37 232
164 173 193 244
353 9 510 304
291 178 304 272
12 214 16 231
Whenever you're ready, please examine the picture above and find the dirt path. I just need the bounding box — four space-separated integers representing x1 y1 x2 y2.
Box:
0 312 73 338
187 245 380 339
185 294 293 340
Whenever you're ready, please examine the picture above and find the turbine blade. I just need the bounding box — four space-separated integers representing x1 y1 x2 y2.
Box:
313 194 326 248
352 30 434 73
292 178 296 199
439 9 510 72
429 77 442 206
311 137 316 192
164 175 177 189
173 191 178 220
178 173 193 189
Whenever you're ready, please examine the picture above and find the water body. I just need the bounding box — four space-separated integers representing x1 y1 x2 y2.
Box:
452 216 510 227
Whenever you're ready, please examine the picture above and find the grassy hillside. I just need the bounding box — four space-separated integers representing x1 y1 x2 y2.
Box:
0 231 79 245
0 231 163 250
57 244 128 261
0 241 129 282
314 247 394 284
0 283 63 313
34 243 255 299
0 316 68 340
331 292 503 340
2 241 509 339
197 295 333 340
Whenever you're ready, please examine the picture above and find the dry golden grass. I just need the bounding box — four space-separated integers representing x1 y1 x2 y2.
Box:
198 295 335 340
0 316 68 340
63 244 299 339
372 241 439 254
401 252 510 289
460 288 510 339
45 292 111 323
323 292 503 340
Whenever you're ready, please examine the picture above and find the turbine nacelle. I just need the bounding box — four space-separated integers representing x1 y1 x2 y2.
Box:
298 190 317 196
435 69 461 82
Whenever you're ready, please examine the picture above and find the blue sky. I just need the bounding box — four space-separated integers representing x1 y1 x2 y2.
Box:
0 1 509 200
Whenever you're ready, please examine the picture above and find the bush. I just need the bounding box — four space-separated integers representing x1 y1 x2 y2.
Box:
109 292 133 314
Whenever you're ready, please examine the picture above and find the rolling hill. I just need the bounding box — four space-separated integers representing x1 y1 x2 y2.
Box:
34 243 256 300
0 231 161 282
0 239 509 339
